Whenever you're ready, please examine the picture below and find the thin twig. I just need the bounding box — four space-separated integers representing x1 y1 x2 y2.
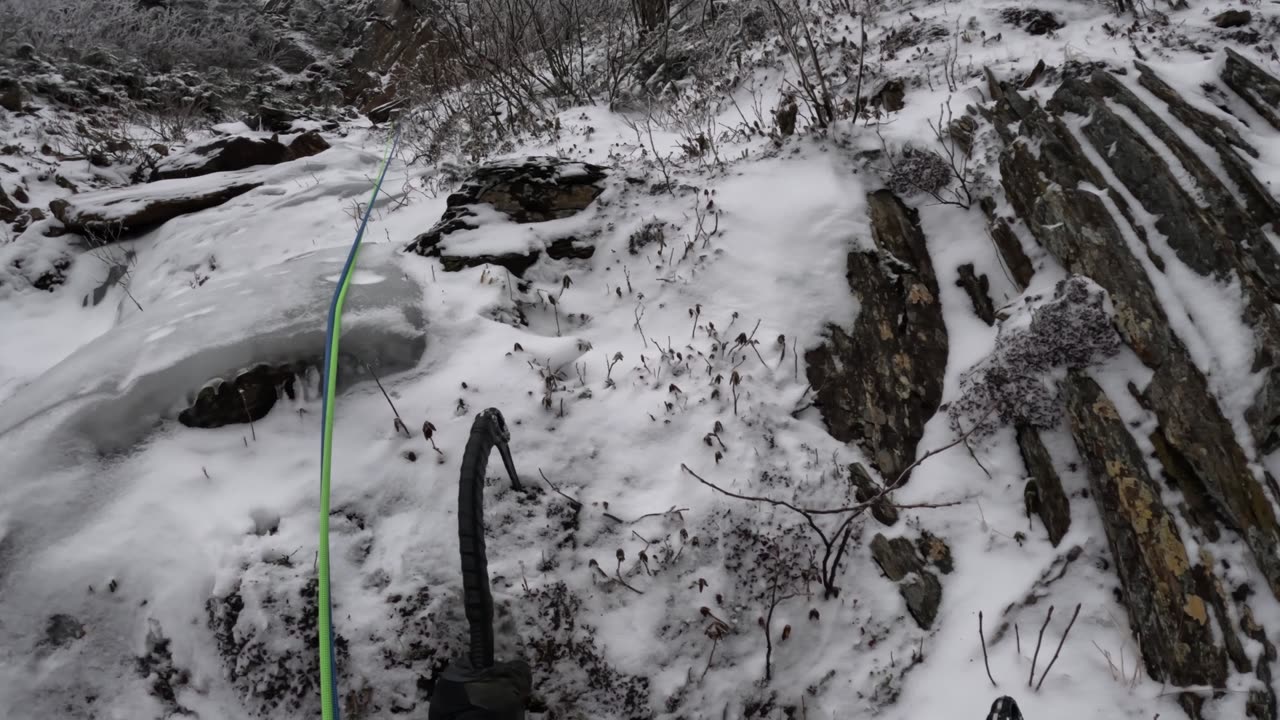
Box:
364 360 411 438
1030 605 1055 687
681 410 988 515
238 390 256 442
538 469 583 509
1036 603 1082 691
980 611 997 687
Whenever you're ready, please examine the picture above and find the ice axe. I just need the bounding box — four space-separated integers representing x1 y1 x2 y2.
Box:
429 408 532 720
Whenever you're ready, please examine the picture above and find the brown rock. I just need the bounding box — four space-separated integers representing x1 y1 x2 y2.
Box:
286 130 330 160
806 190 948 482
152 136 292 181
1063 374 1226 688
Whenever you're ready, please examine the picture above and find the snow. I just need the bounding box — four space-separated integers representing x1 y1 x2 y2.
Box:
3 2 1280 720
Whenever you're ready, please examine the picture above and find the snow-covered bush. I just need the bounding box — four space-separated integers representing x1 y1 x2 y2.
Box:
0 0 279 73
949 276 1123 436
886 146 954 197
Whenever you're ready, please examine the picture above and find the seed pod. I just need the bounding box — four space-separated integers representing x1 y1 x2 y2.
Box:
781 625 792 641
700 606 711 617
758 616 766 627
809 609 820 622
422 421 437 440
616 548 625 562
514 342 524 352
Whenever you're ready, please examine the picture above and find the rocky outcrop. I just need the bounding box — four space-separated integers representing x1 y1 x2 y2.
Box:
151 131 329 181
990 73 1280 601
342 0 437 110
405 157 607 276
50 175 262 236
1064 374 1226 690
806 190 948 482
1222 48 1280 131
1214 10 1253 29
870 534 942 629
986 58 1280 717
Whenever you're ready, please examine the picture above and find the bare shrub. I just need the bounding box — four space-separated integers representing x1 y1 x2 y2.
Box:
0 0 280 74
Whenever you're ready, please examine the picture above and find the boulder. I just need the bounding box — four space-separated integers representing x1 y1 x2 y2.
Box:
151 131 329 181
50 172 263 236
0 77 24 112
805 190 948 482
405 157 608 276
1214 10 1253 28
285 130 330 160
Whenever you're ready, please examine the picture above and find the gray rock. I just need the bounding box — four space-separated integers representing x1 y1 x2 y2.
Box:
870 534 942 629
1223 48 1280 131
406 157 608 277
1214 10 1253 28
849 462 899 526
805 190 948 482
1018 426 1070 547
956 263 995 325
51 173 263 236
151 131 329 181
0 77 24 112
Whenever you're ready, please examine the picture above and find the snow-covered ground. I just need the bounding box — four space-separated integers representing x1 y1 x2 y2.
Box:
2 1 1280 719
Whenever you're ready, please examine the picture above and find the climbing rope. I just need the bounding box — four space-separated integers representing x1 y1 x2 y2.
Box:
318 123 400 720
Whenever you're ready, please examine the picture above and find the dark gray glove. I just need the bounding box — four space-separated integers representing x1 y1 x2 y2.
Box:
428 658 532 720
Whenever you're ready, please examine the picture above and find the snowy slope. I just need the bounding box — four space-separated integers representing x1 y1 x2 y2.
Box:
2 2 1280 720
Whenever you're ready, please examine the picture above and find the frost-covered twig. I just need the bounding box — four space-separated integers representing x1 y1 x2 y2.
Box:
980 611 997 687
1035 603 1081 691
